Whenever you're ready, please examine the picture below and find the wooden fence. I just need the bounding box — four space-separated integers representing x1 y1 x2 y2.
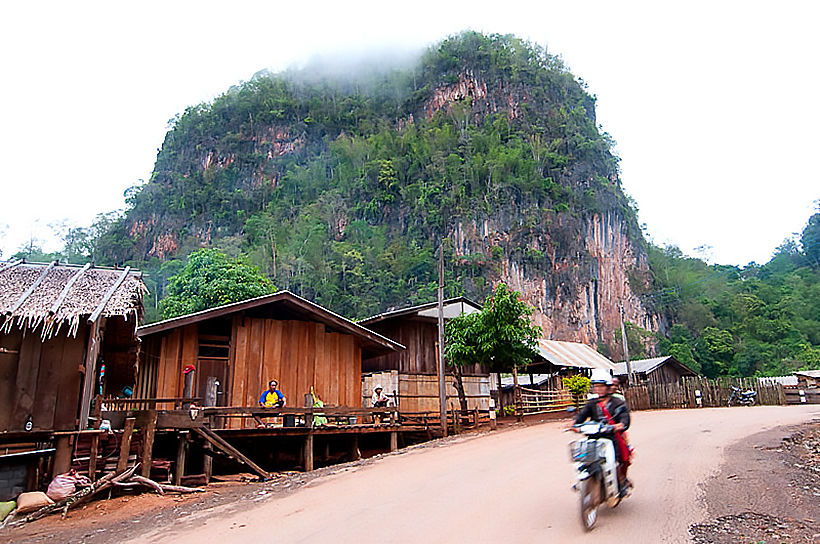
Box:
515 386 574 415
784 388 820 405
625 376 786 411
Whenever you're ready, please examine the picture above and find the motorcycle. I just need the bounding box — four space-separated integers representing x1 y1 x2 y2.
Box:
568 420 626 531
727 386 757 406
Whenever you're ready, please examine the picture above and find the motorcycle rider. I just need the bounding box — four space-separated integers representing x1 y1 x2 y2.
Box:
573 369 633 496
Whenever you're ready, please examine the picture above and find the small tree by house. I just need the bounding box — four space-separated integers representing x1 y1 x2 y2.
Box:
445 283 541 411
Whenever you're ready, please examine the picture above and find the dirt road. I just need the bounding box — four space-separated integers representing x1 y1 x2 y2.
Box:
125 405 819 544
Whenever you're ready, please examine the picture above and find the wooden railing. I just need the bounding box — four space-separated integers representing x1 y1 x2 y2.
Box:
99 397 202 411
99 401 496 434
199 406 493 431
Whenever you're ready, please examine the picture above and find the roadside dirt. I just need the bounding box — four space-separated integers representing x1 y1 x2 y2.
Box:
1 427 499 544
690 421 820 543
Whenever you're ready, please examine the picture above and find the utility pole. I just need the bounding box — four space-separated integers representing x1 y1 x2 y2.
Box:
619 302 633 386
437 244 448 437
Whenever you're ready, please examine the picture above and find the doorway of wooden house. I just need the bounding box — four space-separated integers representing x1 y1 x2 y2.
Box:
197 331 230 409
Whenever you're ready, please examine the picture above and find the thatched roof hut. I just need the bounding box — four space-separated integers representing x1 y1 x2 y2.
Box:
0 260 145 338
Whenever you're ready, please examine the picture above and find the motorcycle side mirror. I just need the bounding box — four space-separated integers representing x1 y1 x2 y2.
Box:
566 406 577 413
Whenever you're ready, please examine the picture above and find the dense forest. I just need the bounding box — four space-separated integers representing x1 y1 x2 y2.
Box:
630 212 820 378
9 32 820 378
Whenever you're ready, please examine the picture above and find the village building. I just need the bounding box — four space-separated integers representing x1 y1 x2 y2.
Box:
136 290 404 427
498 339 618 407
794 370 820 389
359 298 491 412
614 356 697 386
504 339 618 389
0 260 144 500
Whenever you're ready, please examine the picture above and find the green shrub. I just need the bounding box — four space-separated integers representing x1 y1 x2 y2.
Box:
562 374 591 407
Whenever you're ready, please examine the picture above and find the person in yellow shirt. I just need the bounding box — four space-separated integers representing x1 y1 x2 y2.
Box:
258 380 286 408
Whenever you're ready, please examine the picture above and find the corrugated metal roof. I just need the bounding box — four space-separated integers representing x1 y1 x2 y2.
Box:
537 339 616 370
359 297 481 325
613 357 669 375
758 376 798 386
794 370 820 378
613 356 698 377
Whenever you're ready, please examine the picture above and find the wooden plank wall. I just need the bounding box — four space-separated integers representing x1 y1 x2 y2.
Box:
646 364 692 387
229 318 362 410
625 376 787 410
0 329 23 431
364 319 486 376
135 336 160 400
154 324 198 398
0 323 87 432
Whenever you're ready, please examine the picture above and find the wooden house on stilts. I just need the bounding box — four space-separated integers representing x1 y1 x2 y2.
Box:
136 291 403 426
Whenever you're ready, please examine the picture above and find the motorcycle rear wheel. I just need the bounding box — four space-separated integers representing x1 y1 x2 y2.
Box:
579 476 600 531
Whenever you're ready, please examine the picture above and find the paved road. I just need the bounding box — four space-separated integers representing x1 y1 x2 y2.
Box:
128 405 820 544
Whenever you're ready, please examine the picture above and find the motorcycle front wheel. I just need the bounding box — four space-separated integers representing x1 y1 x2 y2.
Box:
579 475 600 531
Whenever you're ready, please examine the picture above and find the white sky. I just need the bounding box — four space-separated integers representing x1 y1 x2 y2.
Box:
1 1 818 266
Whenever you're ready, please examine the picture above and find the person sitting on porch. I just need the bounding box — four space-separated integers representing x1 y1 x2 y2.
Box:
371 385 390 407
259 380 286 408
372 385 390 424
311 388 328 427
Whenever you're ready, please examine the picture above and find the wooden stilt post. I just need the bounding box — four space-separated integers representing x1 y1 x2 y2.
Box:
140 411 158 478
304 434 314 472
174 431 188 486
88 394 103 481
53 435 74 476
202 442 213 483
116 418 136 474
349 436 360 461
389 431 398 452
203 416 214 483
88 433 100 482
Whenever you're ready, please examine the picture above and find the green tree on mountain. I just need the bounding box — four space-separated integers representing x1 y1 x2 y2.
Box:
159 249 275 319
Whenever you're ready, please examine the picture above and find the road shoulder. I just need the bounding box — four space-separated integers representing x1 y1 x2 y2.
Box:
690 420 820 543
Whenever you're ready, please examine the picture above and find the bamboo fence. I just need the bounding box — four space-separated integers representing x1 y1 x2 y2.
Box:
515 386 574 415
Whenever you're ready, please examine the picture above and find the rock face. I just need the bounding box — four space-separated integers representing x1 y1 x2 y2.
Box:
449 209 656 355
426 72 657 354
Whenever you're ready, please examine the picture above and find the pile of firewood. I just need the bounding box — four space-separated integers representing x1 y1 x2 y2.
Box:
2 463 202 528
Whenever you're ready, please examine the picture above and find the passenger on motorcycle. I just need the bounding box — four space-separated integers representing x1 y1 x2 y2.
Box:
573 369 633 496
